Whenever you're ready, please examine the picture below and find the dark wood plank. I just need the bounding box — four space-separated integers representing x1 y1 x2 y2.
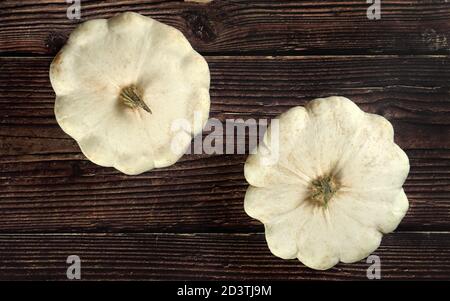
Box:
0 150 449 232
0 56 449 233
0 232 449 280
1 0 450 55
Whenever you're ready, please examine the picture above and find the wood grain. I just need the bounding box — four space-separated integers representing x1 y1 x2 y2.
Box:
0 232 449 280
0 56 449 232
1 0 450 55
1 0 450 281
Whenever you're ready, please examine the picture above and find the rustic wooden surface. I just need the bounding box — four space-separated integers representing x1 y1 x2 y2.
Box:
1 0 450 55
0 0 449 280
0 232 449 280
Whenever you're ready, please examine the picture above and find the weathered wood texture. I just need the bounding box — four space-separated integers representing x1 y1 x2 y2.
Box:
0 232 449 280
0 56 449 233
1 0 450 280
1 0 450 55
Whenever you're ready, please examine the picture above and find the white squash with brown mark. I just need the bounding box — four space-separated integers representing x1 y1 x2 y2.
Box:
244 96 410 270
50 12 210 175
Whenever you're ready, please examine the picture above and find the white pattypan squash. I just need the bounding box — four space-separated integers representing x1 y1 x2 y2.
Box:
244 96 410 270
50 12 210 175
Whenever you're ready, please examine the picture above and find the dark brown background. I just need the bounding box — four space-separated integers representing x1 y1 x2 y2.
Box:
0 0 449 280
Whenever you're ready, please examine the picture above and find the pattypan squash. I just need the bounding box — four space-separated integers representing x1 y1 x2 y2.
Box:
244 96 410 270
50 12 210 175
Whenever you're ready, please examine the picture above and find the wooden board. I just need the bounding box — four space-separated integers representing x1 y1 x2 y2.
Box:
1 0 450 55
0 0 449 280
1 56 450 234
0 232 449 280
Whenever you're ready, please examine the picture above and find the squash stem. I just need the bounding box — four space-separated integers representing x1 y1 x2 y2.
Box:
120 85 152 114
309 175 339 207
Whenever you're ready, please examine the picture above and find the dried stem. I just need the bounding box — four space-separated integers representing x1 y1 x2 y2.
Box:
308 175 340 207
120 85 152 114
